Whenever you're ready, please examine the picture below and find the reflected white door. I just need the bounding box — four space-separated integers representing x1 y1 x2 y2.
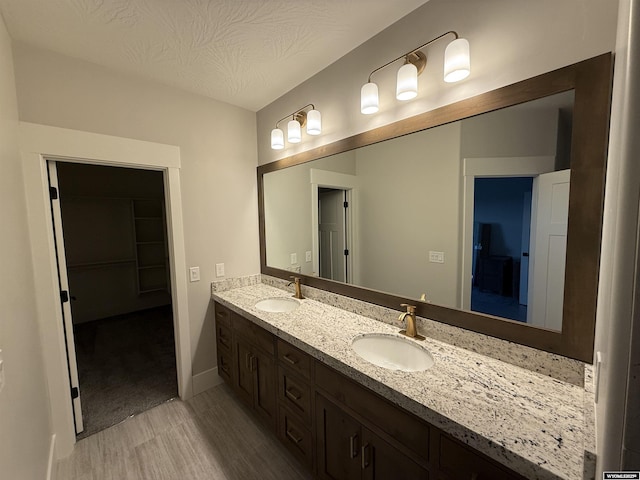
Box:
318 189 347 282
47 161 84 434
528 169 570 330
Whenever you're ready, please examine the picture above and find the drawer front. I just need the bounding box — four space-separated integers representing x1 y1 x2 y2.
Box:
437 434 519 480
278 367 312 426
217 348 233 385
216 323 232 353
277 339 313 380
315 362 429 461
278 406 313 468
214 302 232 328
233 314 275 356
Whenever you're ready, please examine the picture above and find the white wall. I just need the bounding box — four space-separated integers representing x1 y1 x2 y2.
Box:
12 43 259 377
257 0 616 166
0 16 52 480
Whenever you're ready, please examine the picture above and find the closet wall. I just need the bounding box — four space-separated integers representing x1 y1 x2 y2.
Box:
57 163 171 324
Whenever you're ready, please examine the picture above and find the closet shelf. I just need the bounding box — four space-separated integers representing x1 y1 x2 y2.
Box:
67 259 136 270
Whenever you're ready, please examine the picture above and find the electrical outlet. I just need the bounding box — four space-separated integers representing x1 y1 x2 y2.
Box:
429 251 445 263
305 251 312 262
290 253 297 264
189 266 200 282
215 263 225 277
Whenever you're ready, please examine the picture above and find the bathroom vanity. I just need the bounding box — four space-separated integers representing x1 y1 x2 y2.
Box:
212 282 593 480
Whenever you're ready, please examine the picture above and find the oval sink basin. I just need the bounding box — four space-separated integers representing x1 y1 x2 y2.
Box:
352 333 434 372
254 297 300 313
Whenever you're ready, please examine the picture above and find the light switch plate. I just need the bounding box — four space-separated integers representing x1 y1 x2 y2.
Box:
189 267 200 282
429 251 445 263
215 263 225 277
305 251 312 262
290 253 297 264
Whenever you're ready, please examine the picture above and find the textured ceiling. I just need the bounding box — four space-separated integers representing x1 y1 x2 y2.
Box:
0 0 429 111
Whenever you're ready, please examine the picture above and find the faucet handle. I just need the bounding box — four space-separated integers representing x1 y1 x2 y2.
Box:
400 303 416 314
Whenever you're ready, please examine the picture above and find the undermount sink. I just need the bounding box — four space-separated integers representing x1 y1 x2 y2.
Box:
352 333 434 372
254 297 300 313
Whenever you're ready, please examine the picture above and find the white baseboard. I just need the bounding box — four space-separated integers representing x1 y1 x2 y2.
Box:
47 434 57 480
192 367 224 396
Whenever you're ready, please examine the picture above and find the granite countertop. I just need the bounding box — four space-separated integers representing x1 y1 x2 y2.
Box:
212 283 593 480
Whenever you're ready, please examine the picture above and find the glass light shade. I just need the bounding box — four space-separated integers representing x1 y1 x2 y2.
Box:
444 38 470 83
271 128 284 150
307 109 322 135
396 62 418 100
361 82 379 114
288 119 301 143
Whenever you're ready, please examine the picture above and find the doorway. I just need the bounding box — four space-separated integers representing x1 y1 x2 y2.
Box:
471 177 533 322
50 162 177 438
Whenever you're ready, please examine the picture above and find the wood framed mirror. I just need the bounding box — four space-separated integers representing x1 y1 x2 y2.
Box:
257 53 613 362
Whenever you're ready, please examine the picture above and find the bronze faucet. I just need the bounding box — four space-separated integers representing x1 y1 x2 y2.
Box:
288 276 304 299
399 304 425 340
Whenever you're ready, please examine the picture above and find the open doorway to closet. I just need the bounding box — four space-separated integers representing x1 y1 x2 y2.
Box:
51 162 177 439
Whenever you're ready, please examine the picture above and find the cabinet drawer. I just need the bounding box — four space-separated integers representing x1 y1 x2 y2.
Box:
315 362 429 461
216 323 232 353
278 406 313 468
217 348 233 385
277 339 313 380
278 367 312 426
233 314 275 356
437 434 521 480
214 302 232 328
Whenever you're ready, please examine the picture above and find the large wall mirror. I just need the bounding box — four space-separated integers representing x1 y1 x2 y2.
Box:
258 54 612 362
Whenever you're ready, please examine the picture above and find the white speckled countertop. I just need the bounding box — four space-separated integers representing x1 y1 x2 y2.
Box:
212 283 594 480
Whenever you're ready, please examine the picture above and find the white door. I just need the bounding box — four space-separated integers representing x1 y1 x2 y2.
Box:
318 189 347 282
47 161 84 434
528 169 570 330
519 190 532 305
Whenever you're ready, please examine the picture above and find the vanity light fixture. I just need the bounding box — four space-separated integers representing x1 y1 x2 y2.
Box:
361 31 470 114
270 104 321 150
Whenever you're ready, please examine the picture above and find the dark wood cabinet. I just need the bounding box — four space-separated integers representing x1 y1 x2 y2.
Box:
316 394 428 480
435 433 521 480
316 394 362 480
213 301 527 480
215 302 277 429
361 428 429 480
233 335 277 428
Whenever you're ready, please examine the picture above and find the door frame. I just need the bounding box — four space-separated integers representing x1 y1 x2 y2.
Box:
461 156 555 311
20 122 192 459
310 169 359 284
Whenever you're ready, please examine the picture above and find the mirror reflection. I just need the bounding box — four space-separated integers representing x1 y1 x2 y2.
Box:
264 91 574 331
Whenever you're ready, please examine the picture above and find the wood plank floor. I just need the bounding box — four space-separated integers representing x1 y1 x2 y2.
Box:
56 383 312 480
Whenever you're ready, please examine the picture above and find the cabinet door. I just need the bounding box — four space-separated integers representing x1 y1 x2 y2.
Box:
316 394 362 480
234 338 254 407
361 428 429 480
252 348 277 427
